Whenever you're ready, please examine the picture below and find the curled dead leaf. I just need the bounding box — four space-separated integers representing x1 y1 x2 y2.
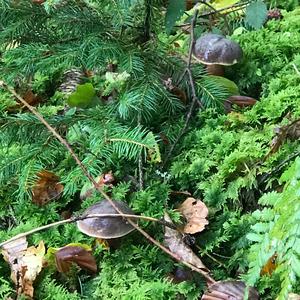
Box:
32 170 64 206
163 78 187 105
287 120 300 140
178 197 209 234
201 280 259 300
54 245 97 273
2 239 45 299
80 171 114 200
164 212 209 273
265 117 300 159
260 253 277 276
225 95 257 113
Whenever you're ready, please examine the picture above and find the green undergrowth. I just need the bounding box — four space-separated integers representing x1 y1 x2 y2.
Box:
170 8 300 299
0 2 300 299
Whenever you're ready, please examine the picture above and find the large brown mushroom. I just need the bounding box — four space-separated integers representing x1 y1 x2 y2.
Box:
193 33 243 76
77 200 136 239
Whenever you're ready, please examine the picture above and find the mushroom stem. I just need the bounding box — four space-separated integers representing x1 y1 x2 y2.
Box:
206 64 224 76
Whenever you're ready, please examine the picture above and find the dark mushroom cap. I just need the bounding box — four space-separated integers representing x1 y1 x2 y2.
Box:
193 33 243 66
77 200 135 239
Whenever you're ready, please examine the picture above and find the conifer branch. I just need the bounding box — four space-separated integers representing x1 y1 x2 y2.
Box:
163 8 203 167
107 138 151 149
0 80 215 283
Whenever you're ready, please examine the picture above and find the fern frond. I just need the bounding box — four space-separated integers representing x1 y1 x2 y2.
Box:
245 157 300 299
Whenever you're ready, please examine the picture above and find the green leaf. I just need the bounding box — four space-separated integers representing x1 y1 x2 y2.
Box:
211 0 240 11
245 0 267 29
67 83 97 108
207 75 239 95
246 233 263 242
165 0 185 35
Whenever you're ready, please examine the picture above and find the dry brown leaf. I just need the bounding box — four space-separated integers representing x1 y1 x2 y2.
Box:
178 197 209 234
201 280 259 300
32 0 46 4
80 171 114 200
225 95 257 113
260 253 277 276
163 78 187 105
31 170 64 206
227 95 257 107
164 212 208 273
287 120 300 140
55 245 97 273
2 237 28 258
2 239 45 299
265 117 300 160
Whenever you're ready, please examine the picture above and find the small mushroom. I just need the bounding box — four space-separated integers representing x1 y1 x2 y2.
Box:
193 33 243 76
77 200 135 239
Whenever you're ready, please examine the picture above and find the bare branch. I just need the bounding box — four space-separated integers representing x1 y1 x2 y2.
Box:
0 213 178 248
163 8 203 167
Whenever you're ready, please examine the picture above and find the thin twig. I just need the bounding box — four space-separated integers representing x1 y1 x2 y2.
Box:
195 245 226 267
138 113 144 190
199 1 249 18
259 148 300 185
163 8 203 168
144 0 152 42
199 0 230 34
0 213 177 248
174 3 247 30
0 81 215 283
292 63 300 77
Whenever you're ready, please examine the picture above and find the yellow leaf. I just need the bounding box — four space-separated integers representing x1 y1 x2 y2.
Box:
260 253 277 276
209 0 240 11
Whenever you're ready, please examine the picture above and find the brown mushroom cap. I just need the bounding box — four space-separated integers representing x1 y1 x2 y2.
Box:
77 200 135 239
193 33 243 66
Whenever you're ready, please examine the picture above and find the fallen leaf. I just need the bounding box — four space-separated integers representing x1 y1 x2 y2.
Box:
201 280 259 300
22 90 43 106
7 90 43 112
225 95 257 113
178 197 209 234
159 132 170 145
2 239 45 299
163 78 187 104
1 237 28 257
31 170 64 206
260 253 277 276
168 266 194 283
80 171 115 200
54 245 97 273
286 294 300 300
32 0 46 4
265 117 300 159
67 83 97 108
164 212 208 273
287 120 300 140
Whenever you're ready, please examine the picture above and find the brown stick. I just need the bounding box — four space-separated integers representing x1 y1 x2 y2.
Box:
0 213 177 248
163 8 203 168
0 80 215 283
